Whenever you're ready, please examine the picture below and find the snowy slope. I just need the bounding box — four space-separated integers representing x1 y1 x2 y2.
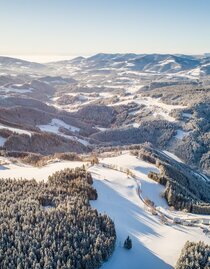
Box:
163 150 184 163
38 118 80 133
38 119 89 146
110 95 186 122
89 153 210 269
0 123 32 136
0 136 6 147
0 158 86 181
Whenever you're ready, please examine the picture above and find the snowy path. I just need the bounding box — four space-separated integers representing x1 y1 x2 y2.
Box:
89 165 172 269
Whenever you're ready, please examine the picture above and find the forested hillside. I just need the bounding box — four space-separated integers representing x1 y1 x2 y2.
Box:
0 167 116 269
176 241 210 269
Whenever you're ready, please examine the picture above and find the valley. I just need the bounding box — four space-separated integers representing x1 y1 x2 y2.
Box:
0 54 209 174
0 53 209 268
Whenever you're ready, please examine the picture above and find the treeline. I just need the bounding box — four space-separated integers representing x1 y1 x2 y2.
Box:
176 241 210 269
142 83 210 174
149 168 210 214
140 146 210 214
0 167 116 269
4 132 89 155
91 120 176 148
174 102 210 174
163 162 210 214
0 150 83 167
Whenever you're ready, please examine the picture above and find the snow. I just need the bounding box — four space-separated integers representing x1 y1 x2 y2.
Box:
0 124 32 136
89 152 210 268
50 80 187 125
187 67 204 77
0 152 209 268
163 150 183 163
172 70 201 80
128 109 140 116
96 126 109 132
64 93 88 102
126 62 135 67
100 92 115 98
157 59 181 71
0 158 86 182
38 119 90 146
192 171 210 183
38 119 80 133
153 111 176 122
110 95 186 122
158 205 210 222
183 112 192 118
139 97 185 111
102 85 125 89
76 138 90 146
132 123 140 128
200 173 210 182
0 136 6 146
53 97 99 112
100 153 166 208
175 129 189 139
126 84 144 94
90 165 171 269
0 86 33 94
159 59 175 66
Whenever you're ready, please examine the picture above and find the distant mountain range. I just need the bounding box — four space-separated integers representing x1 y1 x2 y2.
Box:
0 56 45 69
48 53 210 77
1 53 210 77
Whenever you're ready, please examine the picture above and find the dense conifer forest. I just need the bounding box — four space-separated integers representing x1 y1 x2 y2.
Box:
176 241 210 269
0 167 116 269
138 146 210 214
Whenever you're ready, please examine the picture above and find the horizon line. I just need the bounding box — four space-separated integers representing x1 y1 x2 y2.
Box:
0 52 210 64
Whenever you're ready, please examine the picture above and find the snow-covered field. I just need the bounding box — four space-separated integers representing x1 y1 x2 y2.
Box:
0 123 32 136
89 153 210 269
38 119 89 146
38 118 80 134
109 94 186 122
0 158 85 181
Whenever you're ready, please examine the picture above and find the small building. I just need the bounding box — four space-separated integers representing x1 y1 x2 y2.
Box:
190 219 199 224
202 219 209 225
203 227 209 234
182 220 189 226
173 217 182 224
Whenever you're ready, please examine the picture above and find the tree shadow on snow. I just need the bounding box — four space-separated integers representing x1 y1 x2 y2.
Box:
0 165 8 170
91 179 173 269
134 165 159 176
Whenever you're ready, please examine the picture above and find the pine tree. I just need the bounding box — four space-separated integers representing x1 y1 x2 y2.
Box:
124 236 132 249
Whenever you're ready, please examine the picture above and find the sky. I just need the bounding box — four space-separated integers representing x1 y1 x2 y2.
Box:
0 0 210 61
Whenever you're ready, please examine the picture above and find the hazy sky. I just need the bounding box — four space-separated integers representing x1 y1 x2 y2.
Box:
0 0 210 60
